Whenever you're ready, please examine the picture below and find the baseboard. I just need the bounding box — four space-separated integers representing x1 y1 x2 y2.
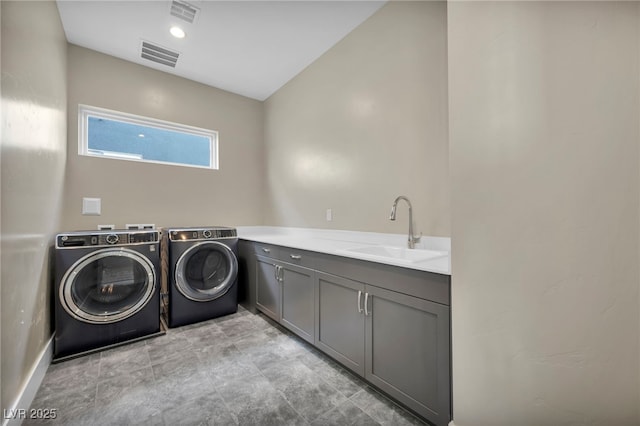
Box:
2 336 53 426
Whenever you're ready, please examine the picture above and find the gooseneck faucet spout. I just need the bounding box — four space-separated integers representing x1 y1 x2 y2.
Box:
389 196 421 249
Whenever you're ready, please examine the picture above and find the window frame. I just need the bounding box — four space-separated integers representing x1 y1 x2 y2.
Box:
78 104 219 170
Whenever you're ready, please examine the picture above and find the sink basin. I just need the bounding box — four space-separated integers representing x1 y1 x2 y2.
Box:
337 245 448 264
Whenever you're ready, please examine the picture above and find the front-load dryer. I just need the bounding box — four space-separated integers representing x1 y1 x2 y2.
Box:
54 230 162 360
166 227 238 328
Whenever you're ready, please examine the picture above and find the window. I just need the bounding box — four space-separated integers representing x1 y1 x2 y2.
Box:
78 104 218 169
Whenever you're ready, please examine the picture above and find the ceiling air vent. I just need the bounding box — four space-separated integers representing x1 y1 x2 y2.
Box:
140 41 179 68
170 0 199 24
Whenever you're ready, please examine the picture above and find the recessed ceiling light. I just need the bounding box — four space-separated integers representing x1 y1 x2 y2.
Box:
170 26 185 39
138 134 145 138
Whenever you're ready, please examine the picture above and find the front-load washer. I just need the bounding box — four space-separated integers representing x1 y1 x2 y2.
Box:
54 230 162 360
166 227 238 328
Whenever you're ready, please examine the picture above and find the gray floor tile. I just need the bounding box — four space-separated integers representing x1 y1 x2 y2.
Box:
96 366 156 405
36 354 100 397
27 387 96 426
99 343 152 379
311 400 380 426
146 331 193 364
307 357 365 398
218 374 305 426
33 308 427 425
349 387 426 426
262 359 347 421
161 389 237 426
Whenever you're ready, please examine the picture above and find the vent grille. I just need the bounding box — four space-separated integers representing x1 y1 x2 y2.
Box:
170 0 199 24
140 41 179 68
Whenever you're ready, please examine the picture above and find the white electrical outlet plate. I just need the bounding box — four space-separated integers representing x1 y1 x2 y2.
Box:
326 208 333 221
82 197 101 215
126 224 156 230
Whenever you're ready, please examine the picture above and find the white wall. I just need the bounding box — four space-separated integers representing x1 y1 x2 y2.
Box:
448 2 639 424
1 0 67 413
264 1 449 236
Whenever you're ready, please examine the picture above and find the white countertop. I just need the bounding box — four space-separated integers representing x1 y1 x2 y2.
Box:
236 226 451 275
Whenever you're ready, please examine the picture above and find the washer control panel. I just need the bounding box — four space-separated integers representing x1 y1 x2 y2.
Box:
169 227 237 241
56 230 159 248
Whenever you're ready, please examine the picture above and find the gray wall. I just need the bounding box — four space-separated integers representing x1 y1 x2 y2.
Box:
448 2 639 424
63 45 264 231
1 0 67 412
263 1 449 236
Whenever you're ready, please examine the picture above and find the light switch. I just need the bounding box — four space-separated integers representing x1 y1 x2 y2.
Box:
82 197 101 215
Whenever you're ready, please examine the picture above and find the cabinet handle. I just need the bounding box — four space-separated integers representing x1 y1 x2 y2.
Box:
290 254 301 260
357 291 363 313
274 265 279 281
278 265 284 282
364 292 370 316
262 248 271 253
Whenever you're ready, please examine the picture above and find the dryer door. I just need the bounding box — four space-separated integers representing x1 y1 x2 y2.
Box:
60 248 156 324
175 241 238 302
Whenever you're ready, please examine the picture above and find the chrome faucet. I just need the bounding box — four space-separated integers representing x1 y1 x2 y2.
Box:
389 196 421 249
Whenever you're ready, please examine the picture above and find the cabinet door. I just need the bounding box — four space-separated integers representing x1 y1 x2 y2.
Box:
280 262 315 344
315 272 365 376
255 255 280 322
364 285 450 426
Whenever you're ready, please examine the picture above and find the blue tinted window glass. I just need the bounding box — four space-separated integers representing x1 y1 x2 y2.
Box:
87 116 211 167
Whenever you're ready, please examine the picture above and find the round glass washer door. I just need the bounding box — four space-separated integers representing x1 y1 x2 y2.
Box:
60 248 156 324
175 241 238 302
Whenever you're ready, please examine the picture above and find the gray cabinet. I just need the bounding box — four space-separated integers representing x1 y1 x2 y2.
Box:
365 285 450 426
280 262 315 344
244 240 451 426
315 272 365 375
315 271 450 425
255 253 315 344
255 255 280 321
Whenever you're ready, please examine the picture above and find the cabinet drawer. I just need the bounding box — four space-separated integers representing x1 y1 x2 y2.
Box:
315 252 450 306
245 242 318 269
251 243 283 258
276 247 317 269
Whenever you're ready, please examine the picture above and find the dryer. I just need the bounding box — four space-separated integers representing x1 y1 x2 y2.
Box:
166 227 238 328
54 230 162 360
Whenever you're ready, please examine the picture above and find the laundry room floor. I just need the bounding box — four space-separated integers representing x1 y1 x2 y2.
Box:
27 306 428 426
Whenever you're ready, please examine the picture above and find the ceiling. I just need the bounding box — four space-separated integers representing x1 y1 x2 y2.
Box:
56 0 386 101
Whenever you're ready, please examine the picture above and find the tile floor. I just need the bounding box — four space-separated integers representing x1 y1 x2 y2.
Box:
27 307 428 426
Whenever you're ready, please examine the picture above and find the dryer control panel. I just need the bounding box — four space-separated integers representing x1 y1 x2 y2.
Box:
168 227 237 241
56 230 159 248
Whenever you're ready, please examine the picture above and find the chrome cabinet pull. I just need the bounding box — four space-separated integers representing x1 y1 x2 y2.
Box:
274 265 279 281
262 248 271 253
278 265 284 282
357 291 363 313
364 292 370 316
290 254 301 260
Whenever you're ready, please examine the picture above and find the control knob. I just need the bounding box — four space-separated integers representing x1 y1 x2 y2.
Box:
203 230 212 238
106 234 119 245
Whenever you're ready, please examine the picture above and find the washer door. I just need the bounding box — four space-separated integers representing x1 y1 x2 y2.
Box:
175 241 238 302
60 248 156 324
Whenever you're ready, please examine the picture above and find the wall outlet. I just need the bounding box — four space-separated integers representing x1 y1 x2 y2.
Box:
126 224 155 230
326 208 333 221
82 197 101 215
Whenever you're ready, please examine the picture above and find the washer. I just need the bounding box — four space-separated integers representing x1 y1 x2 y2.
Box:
54 230 161 360
166 227 238 328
